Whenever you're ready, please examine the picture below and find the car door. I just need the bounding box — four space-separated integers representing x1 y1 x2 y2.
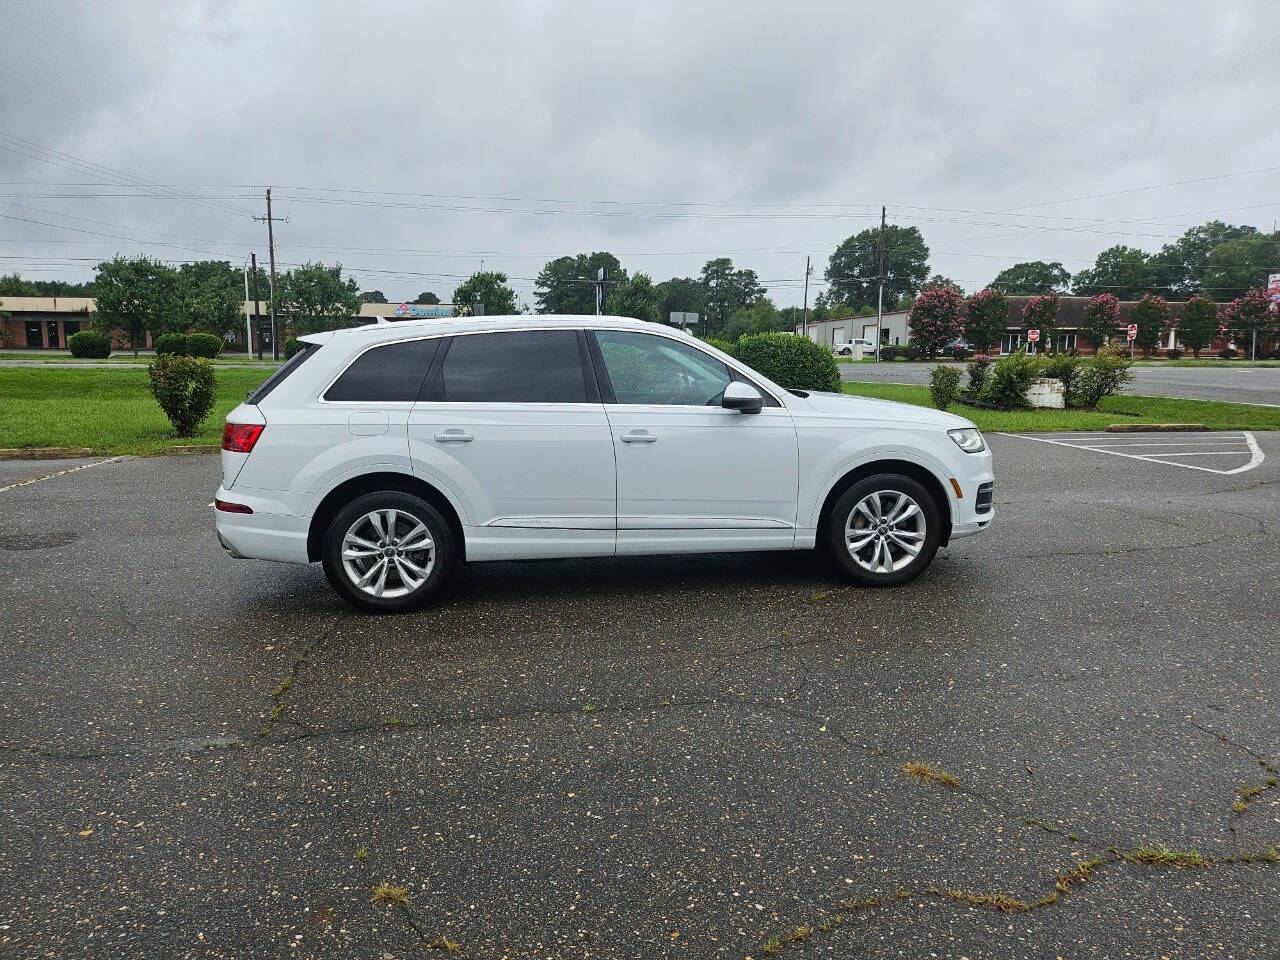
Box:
589 329 799 555
407 328 616 561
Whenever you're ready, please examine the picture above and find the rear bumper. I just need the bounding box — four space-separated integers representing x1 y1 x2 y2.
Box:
214 487 310 564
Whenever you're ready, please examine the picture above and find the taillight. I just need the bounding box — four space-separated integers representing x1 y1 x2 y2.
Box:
222 422 264 453
214 498 253 514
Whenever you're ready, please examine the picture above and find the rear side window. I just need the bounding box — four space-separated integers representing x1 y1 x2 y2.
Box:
246 342 318 404
324 338 439 402
440 331 588 403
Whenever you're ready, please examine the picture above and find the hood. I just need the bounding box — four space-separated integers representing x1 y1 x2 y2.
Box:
791 389 976 430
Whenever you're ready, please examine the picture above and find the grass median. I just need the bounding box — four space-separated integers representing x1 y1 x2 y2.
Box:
0 366 271 455
840 381 1280 432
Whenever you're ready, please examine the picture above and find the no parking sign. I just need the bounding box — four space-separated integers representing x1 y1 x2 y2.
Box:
1127 323 1138 341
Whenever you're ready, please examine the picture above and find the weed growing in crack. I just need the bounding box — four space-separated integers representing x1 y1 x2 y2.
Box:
927 886 1029 913
1055 856 1103 892
1123 845 1210 868
1022 816 1062 833
427 937 462 953
900 761 959 787
354 846 369 862
383 715 402 728
582 704 597 713
371 883 410 907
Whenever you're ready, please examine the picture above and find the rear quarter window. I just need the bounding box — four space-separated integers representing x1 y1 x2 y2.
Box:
324 338 440 402
246 343 319 405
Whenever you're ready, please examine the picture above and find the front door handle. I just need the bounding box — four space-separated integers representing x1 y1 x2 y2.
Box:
434 429 474 443
619 431 657 444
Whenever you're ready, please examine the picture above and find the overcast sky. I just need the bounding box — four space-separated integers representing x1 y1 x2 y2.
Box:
1 0 1277 307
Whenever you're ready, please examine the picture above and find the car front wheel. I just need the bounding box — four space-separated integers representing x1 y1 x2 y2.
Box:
322 491 455 613
826 474 941 587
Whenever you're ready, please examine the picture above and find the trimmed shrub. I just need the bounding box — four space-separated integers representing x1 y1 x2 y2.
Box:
148 355 215 436
68 330 111 359
733 332 841 392
703 337 737 357
186 332 223 358
1075 344 1133 408
951 346 973 361
980 350 1038 409
929 365 962 411
154 333 188 356
1165 348 1184 360
966 355 992 396
1218 347 1238 360
879 344 904 361
283 337 305 360
1040 353 1082 408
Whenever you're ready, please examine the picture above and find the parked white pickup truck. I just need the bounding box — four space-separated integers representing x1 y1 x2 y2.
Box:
833 338 876 356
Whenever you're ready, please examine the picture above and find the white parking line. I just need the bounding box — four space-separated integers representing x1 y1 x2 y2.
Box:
0 456 125 495
997 432 1265 475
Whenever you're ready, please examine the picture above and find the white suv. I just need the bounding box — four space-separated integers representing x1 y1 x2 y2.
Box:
216 317 994 612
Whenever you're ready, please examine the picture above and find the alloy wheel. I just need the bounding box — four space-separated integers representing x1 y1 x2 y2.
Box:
844 489 926 574
340 508 435 599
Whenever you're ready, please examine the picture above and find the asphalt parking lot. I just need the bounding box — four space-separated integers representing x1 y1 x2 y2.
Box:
2 434 1279 959
839 361 1280 406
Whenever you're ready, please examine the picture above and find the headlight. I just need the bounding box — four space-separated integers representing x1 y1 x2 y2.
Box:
948 428 986 453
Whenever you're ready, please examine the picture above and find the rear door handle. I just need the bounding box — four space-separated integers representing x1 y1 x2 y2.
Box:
619 431 657 444
434 429 474 443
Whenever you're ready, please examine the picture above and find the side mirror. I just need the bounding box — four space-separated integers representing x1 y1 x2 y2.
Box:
721 380 763 415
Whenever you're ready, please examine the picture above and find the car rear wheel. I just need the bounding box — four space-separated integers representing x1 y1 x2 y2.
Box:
322 491 455 613
826 474 941 587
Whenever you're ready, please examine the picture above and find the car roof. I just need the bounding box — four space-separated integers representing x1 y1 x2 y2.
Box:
299 315 672 346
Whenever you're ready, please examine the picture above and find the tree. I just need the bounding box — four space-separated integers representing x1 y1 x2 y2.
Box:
722 298 786 341
1078 293 1120 350
414 291 441 305
654 276 708 325
452 270 518 316
1071 245 1154 300
1150 221 1259 297
1021 292 1060 353
605 272 661 325
926 273 964 295
360 290 388 304
699 258 765 333
273 262 362 335
535 252 625 314
1178 294 1219 358
0 273 40 296
91 256 181 355
1130 293 1169 357
991 261 1071 295
825 225 929 312
177 261 244 340
964 288 1008 353
1202 235 1280 302
1220 289 1275 356
908 286 966 359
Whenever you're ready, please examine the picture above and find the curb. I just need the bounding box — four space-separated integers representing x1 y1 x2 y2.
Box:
0 447 96 460
162 445 220 456
1106 423 1206 433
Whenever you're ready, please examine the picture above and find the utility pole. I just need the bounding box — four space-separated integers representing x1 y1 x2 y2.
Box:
251 252 262 360
875 205 886 362
801 255 812 341
253 188 284 360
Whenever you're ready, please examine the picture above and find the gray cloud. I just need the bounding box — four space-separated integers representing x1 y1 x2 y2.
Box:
2 0 1276 305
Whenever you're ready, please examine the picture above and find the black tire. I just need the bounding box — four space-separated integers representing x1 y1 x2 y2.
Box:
825 473 942 587
321 491 455 613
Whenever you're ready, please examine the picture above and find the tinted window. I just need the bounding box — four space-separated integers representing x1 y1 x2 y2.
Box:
595 331 731 406
247 342 318 404
324 338 439 402
441 331 588 403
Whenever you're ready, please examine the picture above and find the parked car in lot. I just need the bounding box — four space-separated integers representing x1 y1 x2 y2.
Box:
834 338 876 355
216 317 994 612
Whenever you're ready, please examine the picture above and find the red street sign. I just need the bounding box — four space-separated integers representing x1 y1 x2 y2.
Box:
1027 329 1040 342
1127 323 1138 341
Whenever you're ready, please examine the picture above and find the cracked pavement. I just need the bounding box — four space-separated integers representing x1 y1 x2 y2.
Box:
1 433 1279 958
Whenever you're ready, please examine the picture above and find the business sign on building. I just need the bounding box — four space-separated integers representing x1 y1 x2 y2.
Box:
393 303 453 319
1268 273 1280 313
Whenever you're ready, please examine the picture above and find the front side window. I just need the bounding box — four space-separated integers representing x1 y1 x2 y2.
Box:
595 331 732 406
324 337 439 402
440 330 588 403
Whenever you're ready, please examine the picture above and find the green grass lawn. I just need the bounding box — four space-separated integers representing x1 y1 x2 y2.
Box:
840 381 1280 432
1132 358 1280 368
0 350 279 366
0 367 272 455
